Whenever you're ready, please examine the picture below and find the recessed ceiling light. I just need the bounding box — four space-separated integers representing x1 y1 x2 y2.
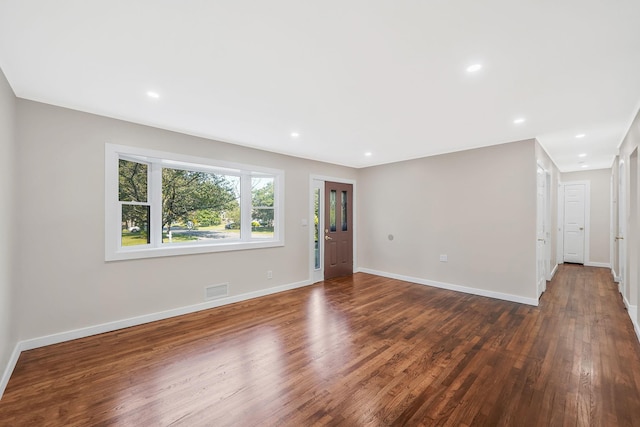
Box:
513 118 526 124
290 132 299 138
147 91 160 99
365 152 372 157
466 64 482 73
576 133 586 138
578 153 587 157
581 165 589 168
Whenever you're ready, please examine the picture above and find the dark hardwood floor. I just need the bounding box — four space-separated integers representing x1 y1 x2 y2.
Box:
2 264 640 426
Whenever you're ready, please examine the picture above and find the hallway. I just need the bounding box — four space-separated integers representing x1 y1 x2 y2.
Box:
527 264 640 425
1 264 640 425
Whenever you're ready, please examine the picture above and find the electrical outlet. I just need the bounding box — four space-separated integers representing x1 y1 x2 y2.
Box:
439 254 448 262
267 270 273 279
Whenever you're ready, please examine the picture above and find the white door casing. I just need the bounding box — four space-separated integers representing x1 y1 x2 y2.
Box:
563 183 586 264
309 175 357 284
311 179 324 283
557 184 564 266
628 149 638 307
545 171 553 280
610 173 616 283
536 165 547 297
618 160 626 296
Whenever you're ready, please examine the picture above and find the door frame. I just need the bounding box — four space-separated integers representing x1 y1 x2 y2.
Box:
557 183 564 266
557 180 591 265
618 158 627 296
610 171 616 284
536 163 549 296
545 170 553 280
309 175 357 283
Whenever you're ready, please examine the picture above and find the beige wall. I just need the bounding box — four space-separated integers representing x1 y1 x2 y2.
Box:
0 68 16 386
357 139 538 301
6 98 563 378
616 108 640 326
561 168 612 265
14 100 357 340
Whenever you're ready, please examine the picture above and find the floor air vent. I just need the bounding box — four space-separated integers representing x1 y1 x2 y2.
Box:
205 283 229 301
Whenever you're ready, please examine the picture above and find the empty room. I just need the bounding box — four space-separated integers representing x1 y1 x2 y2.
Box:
1 1 640 425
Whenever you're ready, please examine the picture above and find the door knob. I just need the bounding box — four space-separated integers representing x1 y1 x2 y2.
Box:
325 235 333 240
579 227 584 230
616 236 624 240
537 239 545 242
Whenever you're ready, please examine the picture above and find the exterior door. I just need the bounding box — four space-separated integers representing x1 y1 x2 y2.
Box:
536 166 547 296
324 181 353 279
563 184 586 264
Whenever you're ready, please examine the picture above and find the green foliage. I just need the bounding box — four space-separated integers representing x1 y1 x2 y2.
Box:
193 209 222 227
252 180 274 227
226 204 241 225
252 180 274 207
119 160 147 202
119 160 149 229
162 168 238 239
119 161 239 241
121 229 150 246
314 189 320 242
314 214 319 242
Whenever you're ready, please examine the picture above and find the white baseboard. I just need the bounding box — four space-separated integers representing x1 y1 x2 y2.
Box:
0 278 312 399
548 264 559 281
20 278 313 351
612 268 620 283
623 296 640 343
0 342 22 399
584 262 611 268
633 317 640 344
358 268 538 306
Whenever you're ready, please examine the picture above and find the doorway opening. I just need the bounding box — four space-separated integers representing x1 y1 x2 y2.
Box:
628 149 637 307
618 160 626 297
310 177 356 283
536 164 549 297
558 181 591 266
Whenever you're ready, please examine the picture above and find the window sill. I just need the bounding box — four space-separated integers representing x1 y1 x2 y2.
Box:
105 239 284 261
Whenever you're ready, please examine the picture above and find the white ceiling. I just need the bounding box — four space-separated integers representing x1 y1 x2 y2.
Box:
1 1 639 171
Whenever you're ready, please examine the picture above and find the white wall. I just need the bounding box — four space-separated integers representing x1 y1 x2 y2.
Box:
561 168 612 266
0 68 16 390
14 99 357 341
357 139 538 303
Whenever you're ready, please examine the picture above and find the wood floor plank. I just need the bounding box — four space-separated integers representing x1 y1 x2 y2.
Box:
2 264 640 426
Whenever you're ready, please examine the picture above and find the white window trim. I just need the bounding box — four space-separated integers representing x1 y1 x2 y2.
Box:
105 143 284 261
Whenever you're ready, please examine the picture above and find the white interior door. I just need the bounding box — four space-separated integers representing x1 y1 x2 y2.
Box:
563 184 586 264
536 166 547 296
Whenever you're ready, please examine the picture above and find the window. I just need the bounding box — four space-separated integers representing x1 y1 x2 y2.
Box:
251 176 275 239
314 187 320 270
105 144 284 261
